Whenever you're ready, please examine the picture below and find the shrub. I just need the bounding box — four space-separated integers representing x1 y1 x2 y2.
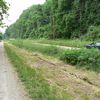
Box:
84 25 100 41
60 49 100 72
60 50 81 65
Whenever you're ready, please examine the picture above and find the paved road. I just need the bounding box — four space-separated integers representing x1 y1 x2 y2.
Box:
33 43 80 50
0 42 30 100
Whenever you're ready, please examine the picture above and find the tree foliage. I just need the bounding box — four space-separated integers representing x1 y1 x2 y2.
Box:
5 0 100 40
0 32 2 40
0 0 9 26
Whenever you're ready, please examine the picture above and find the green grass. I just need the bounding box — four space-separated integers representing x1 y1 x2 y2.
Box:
35 39 90 48
8 39 63 57
60 49 100 72
15 39 90 48
4 43 72 100
8 39 100 73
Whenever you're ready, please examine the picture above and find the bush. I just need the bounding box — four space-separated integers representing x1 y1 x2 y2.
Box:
60 50 81 65
84 26 100 41
60 49 100 72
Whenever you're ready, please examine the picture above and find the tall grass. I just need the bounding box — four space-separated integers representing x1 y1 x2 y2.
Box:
5 43 72 100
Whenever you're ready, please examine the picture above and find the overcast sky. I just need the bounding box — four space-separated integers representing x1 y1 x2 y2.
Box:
0 0 45 32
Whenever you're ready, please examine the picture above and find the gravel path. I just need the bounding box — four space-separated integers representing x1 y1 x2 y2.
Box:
0 42 30 100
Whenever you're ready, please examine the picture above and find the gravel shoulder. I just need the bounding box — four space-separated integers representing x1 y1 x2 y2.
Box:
0 41 30 100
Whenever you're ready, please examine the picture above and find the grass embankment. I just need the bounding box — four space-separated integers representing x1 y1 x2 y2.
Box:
9 39 63 57
4 43 72 100
19 39 90 48
9 39 100 72
9 39 100 73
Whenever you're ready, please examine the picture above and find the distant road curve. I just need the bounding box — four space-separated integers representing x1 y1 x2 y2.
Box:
33 42 80 50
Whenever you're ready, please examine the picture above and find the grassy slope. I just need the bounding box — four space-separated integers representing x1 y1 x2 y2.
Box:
21 39 90 48
9 39 90 48
8 39 100 73
4 43 72 100
5 42 100 100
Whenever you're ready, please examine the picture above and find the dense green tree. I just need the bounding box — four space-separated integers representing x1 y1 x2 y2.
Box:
0 0 9 26
5 0 100 40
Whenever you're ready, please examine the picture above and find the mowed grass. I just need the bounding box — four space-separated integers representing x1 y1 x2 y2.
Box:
4 43 72 100
9 38 90 48
16 39 91 48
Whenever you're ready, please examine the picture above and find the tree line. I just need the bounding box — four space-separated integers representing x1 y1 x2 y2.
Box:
5 0 100 40
0 0 9 40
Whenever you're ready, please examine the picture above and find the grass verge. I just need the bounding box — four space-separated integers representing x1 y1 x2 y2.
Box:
4 43 72 100
8 40 100 73
12 39 90 48
9 39 63 57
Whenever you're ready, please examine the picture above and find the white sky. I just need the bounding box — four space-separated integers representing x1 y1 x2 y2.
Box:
0 0 45 32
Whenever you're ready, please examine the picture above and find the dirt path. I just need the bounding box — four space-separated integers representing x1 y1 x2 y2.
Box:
0 42 30 100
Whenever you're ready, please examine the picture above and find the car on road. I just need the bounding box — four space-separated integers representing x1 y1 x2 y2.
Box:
85 43 100 49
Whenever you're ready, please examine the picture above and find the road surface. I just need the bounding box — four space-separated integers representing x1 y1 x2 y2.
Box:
0 41 30 100
33 42 80 50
